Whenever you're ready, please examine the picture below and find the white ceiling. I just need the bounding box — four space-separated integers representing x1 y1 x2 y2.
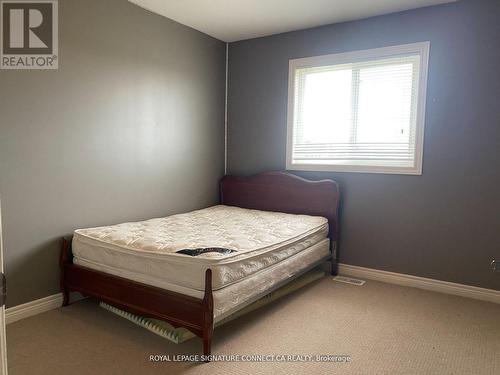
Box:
128 0 456 42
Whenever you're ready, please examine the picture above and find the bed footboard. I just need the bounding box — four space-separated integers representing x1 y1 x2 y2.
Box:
59 237 214 358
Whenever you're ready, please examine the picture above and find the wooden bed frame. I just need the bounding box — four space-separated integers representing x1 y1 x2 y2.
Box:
59 172 340 359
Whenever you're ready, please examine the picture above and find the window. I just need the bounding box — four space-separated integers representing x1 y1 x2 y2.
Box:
287 42 429 175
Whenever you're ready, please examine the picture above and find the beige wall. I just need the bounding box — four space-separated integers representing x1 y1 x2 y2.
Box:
0 0 226 307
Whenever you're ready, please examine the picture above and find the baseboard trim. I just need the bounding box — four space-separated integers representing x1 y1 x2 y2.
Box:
339 264 500 304
6 293 63 325
5 266 499 325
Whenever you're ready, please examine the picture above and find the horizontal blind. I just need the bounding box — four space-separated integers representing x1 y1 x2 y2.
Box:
292 54 421 168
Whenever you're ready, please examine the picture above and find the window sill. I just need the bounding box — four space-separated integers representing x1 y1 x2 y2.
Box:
286 162 422 175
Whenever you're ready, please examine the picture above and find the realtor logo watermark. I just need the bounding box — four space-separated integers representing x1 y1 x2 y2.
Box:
1 0 58 69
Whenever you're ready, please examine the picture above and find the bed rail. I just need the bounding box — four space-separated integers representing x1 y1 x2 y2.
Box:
60 237 214 359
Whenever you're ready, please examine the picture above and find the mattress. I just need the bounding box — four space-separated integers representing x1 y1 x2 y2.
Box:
72 205 329 291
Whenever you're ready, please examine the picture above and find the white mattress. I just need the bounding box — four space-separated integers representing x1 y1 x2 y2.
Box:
75 238 330 321
72 205 329 291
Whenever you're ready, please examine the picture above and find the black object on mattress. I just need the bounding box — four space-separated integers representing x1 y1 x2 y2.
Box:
176 248 237 256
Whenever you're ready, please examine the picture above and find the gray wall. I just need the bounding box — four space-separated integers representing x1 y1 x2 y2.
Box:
228 0 500 290
0 0 226 307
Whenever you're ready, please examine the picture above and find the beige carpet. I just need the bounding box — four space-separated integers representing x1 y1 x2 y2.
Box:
7 278 500 375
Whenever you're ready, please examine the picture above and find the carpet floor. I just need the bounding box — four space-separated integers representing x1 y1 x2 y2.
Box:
6 278 500 375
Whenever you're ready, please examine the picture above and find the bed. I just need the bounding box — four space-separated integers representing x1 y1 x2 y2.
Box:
60 172 340 358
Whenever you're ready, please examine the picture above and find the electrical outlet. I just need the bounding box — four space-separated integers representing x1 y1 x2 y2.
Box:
491 259 500 272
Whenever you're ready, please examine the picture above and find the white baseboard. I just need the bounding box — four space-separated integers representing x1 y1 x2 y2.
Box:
6 293 63 325
5 266 499 325
339 263 500 304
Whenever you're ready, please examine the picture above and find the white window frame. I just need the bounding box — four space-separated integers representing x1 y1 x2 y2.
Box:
286 42 430 175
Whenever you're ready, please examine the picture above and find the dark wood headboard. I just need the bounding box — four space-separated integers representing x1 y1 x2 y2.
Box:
220 171 340 242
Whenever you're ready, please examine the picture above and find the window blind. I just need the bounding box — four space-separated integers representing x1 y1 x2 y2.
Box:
289 51 425 173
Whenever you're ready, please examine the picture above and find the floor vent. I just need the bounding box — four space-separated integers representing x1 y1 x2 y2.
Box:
333 276 366 286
